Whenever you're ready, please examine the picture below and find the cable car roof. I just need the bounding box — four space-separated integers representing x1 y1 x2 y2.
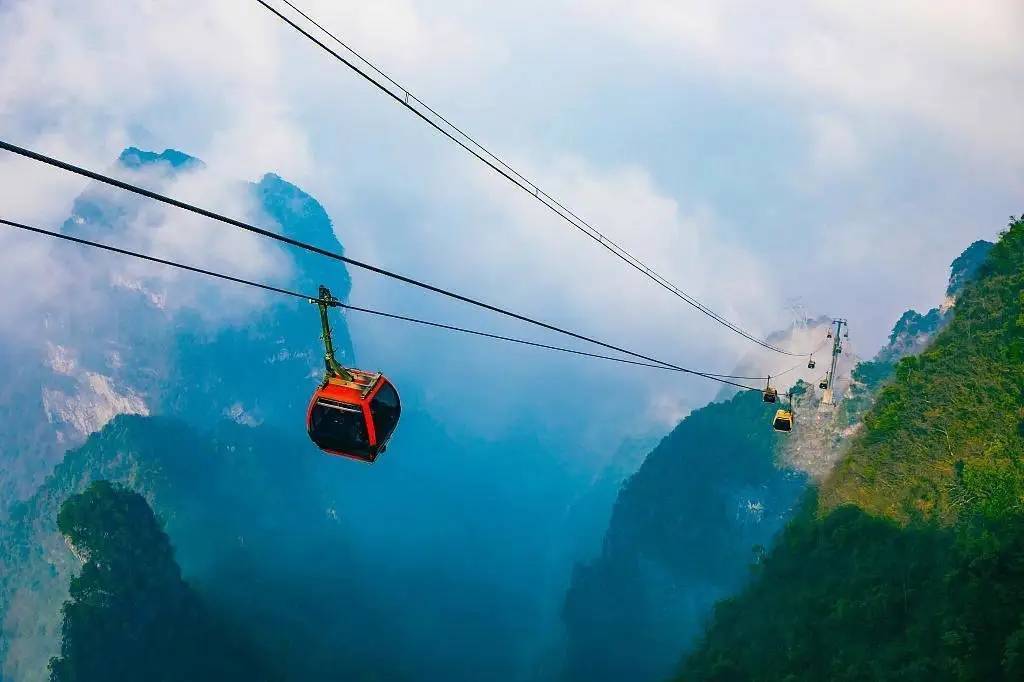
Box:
325 369 384 399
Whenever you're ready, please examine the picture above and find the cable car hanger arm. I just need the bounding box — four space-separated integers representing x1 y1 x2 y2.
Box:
314 285 353 382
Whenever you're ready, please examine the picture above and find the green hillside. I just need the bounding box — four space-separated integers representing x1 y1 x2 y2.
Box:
680 217 1024 681
822 219 1024 521
49 481 272 681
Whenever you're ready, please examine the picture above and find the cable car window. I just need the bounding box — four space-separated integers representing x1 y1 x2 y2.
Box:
310 399 371 457
370 381 401 443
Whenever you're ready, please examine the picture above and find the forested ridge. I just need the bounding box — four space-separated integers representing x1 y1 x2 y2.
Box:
49 481 274 681
680 217 1024 681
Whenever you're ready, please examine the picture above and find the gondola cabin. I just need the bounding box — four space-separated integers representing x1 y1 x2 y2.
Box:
773 409 793 432
763 385 778 403
807 357 816 369
305 284 402 463
307 370 401 463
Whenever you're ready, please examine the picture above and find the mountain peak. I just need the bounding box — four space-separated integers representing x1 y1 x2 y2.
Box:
947 239 994 297
117 147 203 171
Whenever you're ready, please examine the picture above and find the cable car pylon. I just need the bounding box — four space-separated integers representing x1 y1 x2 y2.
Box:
820 318 848 406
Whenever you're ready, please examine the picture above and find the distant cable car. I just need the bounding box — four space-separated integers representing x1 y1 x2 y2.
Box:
772 391 795 432
773 409 793 432
807 356 816 369
827 330 833 339
819 374 829 390
763 377 778 403
306 286 401 463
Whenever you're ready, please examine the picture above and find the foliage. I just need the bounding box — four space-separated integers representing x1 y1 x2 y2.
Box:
852 359 898 390
679 218 1024 680
681 503 1024 682
48 481 272 681
823 218 1024 521
947 239 995 297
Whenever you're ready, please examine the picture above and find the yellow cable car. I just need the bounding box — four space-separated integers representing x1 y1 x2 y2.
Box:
772 390 795 433
773 409 794 432
770 409 794 430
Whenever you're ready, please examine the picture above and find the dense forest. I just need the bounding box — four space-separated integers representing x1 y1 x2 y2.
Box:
680 217 1024 680
49 481 272 681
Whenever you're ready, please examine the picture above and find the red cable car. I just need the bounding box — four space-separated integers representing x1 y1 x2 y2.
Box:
306 286 401 463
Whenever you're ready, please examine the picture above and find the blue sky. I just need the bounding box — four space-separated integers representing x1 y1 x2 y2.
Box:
0 0 1021 461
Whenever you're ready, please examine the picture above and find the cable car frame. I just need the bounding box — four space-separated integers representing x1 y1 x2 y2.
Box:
306 285 401 463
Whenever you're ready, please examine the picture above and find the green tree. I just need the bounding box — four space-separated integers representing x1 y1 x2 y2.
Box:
49 481 275 681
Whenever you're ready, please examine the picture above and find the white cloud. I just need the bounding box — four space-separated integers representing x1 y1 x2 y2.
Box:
290 0 504 90
572 0 1024 162
0 0 308 197
455 153 779 353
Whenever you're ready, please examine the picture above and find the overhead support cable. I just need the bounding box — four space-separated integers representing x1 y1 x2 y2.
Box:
255 0 809 357
0 139 763 383
0 216 763 391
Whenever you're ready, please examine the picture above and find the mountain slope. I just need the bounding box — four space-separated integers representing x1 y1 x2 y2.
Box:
49 481 273 681
680 217 1024 681
561 391 806 682
823 221 1023 521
